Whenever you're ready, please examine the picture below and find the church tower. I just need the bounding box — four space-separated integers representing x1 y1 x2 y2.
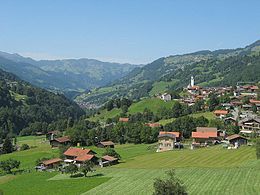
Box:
191 76 194 87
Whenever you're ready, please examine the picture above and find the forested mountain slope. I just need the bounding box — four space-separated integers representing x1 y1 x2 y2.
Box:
0 68 85 138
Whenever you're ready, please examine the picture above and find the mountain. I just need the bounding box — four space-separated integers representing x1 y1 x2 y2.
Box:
0 52 139 97
0 68 85 137
77 40 260 106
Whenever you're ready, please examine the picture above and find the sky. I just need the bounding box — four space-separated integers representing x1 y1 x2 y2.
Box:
0 0 260 64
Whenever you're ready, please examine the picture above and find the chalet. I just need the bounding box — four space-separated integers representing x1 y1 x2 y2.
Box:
213 110 229 118
74 154 98 165
119 117 129 122
238 117 260 136
46 130 60 141
97 141 115 148
99 155 119 167
249 99 260 110
64 147 96 160
50 136 71 148
145 123 161 128
226 134 248 146
192 127 219 145
160 93 172 102
157 131 181 152
41 158 62 169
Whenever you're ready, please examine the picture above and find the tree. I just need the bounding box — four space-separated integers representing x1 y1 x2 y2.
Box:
64 164 78 176
80 161 94 177
0 159 20 174
20 144 30 151
208 94 219 111
256 138 260 160
2 136 13 154
153 169 187 195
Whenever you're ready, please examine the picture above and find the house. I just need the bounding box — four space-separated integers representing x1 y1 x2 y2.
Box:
41 158 62 169
145 123 161 128
213 110 229 118
119 117 129 122
160 93 172 102
74 154 98 165
46 130 60 141
50 136 71 148
224 117 237 126
157 131 181 152
192 127 219 145
226 134 248 146
99 155 119 167
97 141 115 148
238 117 260 136
64 147 98 165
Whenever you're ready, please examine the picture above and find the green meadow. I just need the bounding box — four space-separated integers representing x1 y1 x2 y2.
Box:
0 136 259 195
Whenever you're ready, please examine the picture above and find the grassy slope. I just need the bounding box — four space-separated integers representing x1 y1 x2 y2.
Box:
0 136 58 170
159 111 215 125
128 98 175 114
0 136 259 195
149 80 177 96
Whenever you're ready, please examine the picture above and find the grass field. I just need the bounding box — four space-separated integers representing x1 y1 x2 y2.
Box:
0 136 259 195
149 80 178 96
128 98 176 114
158 111 215 125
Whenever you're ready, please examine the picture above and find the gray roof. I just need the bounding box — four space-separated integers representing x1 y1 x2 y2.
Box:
158 134 176 139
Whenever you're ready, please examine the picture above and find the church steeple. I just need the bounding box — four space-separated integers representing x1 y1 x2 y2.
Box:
191 76 194 87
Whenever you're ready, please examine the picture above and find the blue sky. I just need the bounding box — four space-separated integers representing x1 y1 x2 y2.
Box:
0 0 260 64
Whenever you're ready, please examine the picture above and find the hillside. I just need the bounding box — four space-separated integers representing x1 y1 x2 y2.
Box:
0 52 139 97
78 40 260 106
0 68 85 137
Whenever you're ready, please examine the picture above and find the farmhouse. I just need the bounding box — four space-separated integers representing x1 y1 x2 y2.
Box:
50 136 71 148
97 141 115 148
226 134 248 146
74 154 98 165
46 130 60 141
213 110 229 118
145 123 161 128
119 117 129 122
41 158 62 169
157 131 180 152
160 93 171 102
238 117 260 136
192 127 219 145
99 155 119 167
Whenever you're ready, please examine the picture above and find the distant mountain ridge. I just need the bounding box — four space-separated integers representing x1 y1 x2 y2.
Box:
0 51 140 97
77 40 260 106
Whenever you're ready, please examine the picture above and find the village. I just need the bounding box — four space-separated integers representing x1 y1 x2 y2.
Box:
31 76 260 173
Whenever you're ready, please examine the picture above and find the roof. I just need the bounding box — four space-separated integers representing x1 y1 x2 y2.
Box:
74 154 94 162
226 134 247 141
64 147 95 157
102 155 118 162
192 132 218 138
239 117 260 125
196 127 217 133
213 110 228 115
250 86 259 90
99 141 115 146
159 131 180 138
119 117 129 122
47 130 60 135
145 123 161 128
42 158 62 166
54 136 70 143
250 99 260 104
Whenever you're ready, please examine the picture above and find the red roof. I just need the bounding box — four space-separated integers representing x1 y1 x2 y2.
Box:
192 132 218 138
213 110 228 115
102 155 118 161
42 158 62 166
159 131 180 138
145 123 161 127
250 99 260 104
250 86 259 90
64 147 93 157
74 154 94 162
54 136 70 143
119 118 129 122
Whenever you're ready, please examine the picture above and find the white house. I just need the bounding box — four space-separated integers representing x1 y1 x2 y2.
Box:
160 93 171 102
